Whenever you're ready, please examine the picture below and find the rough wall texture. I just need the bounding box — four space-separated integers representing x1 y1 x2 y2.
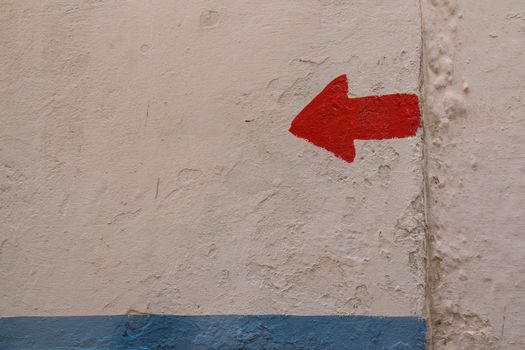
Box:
0 0 424 320
421 0 525 349
2 0 524 349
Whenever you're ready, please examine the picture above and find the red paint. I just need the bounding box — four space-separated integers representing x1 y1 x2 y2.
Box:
289 75 420 163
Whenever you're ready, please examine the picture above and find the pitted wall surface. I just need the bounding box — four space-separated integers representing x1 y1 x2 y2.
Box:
0 0 424 320
421 0 525 348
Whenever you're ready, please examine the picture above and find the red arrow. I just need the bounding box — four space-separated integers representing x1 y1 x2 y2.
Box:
289 75 420 163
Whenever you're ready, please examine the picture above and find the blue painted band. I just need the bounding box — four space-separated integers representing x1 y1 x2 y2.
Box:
0 314 426 349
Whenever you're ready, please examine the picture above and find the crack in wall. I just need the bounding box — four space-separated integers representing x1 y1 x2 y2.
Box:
417 1 436 349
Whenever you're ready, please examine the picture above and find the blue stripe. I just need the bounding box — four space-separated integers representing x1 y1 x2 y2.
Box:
0 315 426 350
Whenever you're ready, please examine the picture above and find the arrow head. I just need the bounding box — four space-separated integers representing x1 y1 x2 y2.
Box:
289 75 358 163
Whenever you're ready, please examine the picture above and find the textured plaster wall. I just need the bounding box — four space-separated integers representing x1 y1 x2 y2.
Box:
3 1 524 349
0 0 425 318
421 0 525 349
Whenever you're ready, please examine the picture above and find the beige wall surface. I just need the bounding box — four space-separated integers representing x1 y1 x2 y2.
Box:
422 0 525 349
0 0 424 317
2 1 525 349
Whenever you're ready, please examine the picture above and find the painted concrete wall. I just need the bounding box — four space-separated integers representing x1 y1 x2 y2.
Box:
0 0 426 348
1 0 424 315
0 0 524 349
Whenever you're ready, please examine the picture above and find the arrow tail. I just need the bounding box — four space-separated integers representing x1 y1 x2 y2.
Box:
351 94 420 140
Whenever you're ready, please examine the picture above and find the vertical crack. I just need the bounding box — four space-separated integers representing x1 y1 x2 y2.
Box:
417 1 435 349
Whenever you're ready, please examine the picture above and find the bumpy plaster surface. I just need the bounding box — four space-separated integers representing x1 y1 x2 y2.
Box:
0 0 425 318
421 0 525 348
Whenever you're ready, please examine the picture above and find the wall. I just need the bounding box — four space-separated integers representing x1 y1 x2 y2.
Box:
421 0 525 349
0 0 523 349
0 0 426 348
